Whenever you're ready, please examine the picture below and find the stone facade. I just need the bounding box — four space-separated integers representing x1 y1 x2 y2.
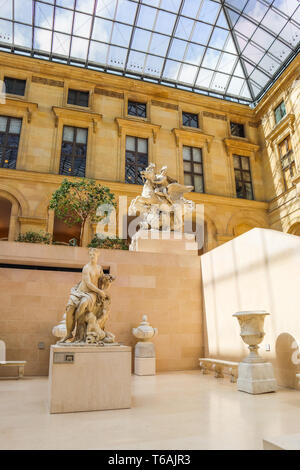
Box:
1 51 289 250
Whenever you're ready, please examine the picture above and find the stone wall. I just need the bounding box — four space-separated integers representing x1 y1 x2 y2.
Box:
0 242 203 376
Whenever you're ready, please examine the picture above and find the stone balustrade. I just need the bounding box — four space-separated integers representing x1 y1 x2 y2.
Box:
199 358 238 383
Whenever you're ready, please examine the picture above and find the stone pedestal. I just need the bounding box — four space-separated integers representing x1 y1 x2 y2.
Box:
237 362 277 395
134 342 155 376
48 344 131 413
130 230 198 255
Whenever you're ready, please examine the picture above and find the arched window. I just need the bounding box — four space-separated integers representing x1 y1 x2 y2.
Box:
0 197 12 240
52 216 81 246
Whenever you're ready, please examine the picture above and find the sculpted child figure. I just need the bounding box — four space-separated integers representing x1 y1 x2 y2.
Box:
61 247 107 343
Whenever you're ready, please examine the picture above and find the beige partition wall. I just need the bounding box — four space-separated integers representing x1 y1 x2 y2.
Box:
0 242 203 376
201 228 300 389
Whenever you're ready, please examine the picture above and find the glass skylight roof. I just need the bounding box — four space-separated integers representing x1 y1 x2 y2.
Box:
0 0 299 104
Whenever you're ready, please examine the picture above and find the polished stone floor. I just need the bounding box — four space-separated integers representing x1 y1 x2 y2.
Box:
0 371 300 450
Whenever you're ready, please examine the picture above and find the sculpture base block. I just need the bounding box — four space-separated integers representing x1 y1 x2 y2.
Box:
48 344 131 413
237 362 277 395
134 357 156 376
130 230 198 255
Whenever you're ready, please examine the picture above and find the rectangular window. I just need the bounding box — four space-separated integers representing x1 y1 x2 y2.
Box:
279 135 295 190
183 146 204 193
182 112 198 128
230 122 245 138
128 101 147 118
4 77 26 96
274 101 286 124
67 89 89 107
233 155 254 200
59 126 88 177
125 136 148 185
0 116 22 169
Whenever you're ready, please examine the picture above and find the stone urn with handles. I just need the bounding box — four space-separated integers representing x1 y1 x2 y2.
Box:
132 315 157 342
233 310 270 363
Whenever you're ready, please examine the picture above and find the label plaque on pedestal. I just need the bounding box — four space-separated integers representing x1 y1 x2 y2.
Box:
48 344 131 413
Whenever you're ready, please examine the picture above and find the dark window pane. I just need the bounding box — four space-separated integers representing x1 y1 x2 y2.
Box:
230 122 245 138
125 137 148 184
128 101 147 118
59 125 87 176
7 134 20 147
4 77 26 96
234 155 253 200
182 112 198 128
67 89 89 107
274 101 286 124
183 145 204 193
0 116 22 169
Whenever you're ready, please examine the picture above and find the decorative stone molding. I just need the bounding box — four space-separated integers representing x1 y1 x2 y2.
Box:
115 117 161 143
32 76 64 88
224 138 260 160
172 128 214 152
94 88 124 99
18 216 47 227
266 113 295 150
2 98 38 123
52 106 102 133
151 100 178 111
203 111 227 121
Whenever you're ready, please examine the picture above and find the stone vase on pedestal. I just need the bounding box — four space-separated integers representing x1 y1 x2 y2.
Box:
132 315 157 376
233 311 277 394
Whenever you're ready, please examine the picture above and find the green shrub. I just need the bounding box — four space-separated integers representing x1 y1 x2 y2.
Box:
88 236 129 250
16 231 52 245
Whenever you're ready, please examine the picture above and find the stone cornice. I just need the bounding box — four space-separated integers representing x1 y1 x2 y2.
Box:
0 168 268 210
265 113 295 149
52 106 102 133
1 97 38 123
0 52 255 119
224 138 260 159
115 117 161 143
172 128 214 152
18 216 47 225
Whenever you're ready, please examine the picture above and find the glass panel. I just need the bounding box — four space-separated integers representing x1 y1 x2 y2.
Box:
193 163 202 174
54 7 74 34
9 118 21 134
126 136 135 151
137 138 147 154
235 170 242 181
243 172 251 183
76 128 87 144
241 157 250 170
14 0 32 24
245 183 253 200
73 12 92 38
194 175 204 193
233 156 240 168
183 146 191 161
184 162 192 172
0 117 8 132
192 148 202 163
184 173 192 186
63 126 74 141
7 134 19 147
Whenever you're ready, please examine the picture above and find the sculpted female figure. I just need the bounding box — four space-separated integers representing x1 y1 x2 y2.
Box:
61 248 106 343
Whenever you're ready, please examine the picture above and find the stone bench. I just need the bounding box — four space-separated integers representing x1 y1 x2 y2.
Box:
0 361 27 379
199 358 238 383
